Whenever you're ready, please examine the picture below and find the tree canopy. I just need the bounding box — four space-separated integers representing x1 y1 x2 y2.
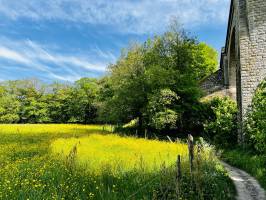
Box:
99 28 218 133
0 27 218 135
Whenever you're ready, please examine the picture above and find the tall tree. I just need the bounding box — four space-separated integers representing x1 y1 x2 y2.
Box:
98 27 218 133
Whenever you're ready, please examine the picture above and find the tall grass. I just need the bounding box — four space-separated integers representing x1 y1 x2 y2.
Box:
51 134 188 173
0 124 234 199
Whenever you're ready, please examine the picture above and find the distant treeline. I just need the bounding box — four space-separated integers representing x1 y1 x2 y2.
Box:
0 26 220 135
0 78 99 124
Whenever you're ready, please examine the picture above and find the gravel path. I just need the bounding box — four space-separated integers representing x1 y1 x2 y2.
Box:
221 162 266 200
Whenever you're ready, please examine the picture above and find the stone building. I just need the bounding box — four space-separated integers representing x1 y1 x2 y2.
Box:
201 0 266 142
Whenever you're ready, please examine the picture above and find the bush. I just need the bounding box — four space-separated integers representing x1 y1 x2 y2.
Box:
147 89 180 130
203 97 237 147
245 79 266 153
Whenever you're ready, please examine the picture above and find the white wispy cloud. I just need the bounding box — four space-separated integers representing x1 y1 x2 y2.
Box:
0 47 31 64
0 37 110 82
0 0 230 34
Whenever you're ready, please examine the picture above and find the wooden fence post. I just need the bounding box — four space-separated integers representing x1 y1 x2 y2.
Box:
176 155 181 198
188 134 194 175
196 144 202 171
177 155 181 179
145 129 147 139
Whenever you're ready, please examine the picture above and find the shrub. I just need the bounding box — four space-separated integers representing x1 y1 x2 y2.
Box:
147 89 180 130
203 97 237 147
245 79 266 153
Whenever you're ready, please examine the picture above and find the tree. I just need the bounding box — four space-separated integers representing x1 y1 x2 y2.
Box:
14 80 50 123
0 86 20 123
147 89 180 130
104 44 147 127
74 78 99 123
98 26 218 134
0 23 218 134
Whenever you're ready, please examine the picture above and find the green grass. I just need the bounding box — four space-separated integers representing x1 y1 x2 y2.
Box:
0 124 235 199
222 148 266 189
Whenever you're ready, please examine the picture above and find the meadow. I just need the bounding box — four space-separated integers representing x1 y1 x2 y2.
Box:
0 124 235 200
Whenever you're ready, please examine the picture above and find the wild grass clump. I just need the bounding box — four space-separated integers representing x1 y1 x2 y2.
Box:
0 124 234 199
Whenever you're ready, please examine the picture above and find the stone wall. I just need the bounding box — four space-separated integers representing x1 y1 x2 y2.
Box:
200 69 225 95
220 0 266 116
238 0 266 116
203 0 266 141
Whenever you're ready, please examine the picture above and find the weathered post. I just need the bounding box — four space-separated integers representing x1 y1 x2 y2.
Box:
176 155 181 197
187 134 194 174
167 135 173 143
144 129 147 139
196 144 202 171
177 155 181 179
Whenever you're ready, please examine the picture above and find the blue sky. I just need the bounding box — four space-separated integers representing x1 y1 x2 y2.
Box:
0 0 230 83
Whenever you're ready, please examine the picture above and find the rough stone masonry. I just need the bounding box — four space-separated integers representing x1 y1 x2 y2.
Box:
201 0 266 142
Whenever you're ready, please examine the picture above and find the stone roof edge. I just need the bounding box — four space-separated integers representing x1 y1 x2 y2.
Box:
199 69 221 84
220 0 234 69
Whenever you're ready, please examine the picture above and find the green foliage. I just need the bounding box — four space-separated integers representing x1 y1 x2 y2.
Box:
0 86 20 123
204 97 238 147
245 79 266 153
151 109 178 130
74 78 99 123
195 43 218 80
99 27 218 134
104 44 147 124
20 95 51 123
147 89 180 130
0 78 99 124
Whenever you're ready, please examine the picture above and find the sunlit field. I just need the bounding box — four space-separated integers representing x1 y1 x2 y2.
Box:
0 124 234 200
51 134 188 173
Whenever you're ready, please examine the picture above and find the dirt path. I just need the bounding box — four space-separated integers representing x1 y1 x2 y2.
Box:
221 162 266 200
